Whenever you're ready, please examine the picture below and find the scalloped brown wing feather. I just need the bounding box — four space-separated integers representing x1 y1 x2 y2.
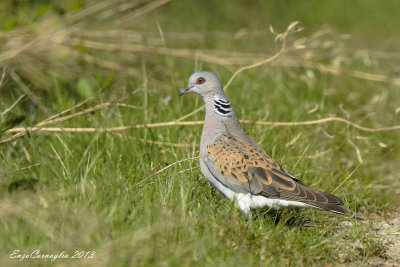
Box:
206 134 346 213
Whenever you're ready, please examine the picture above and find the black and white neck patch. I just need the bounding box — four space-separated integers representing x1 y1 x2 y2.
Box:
213 97 233 117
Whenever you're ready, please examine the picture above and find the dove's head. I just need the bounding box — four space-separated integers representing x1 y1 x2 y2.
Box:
179 71 224 98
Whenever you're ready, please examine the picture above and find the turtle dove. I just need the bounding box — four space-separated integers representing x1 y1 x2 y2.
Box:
180 71 355 219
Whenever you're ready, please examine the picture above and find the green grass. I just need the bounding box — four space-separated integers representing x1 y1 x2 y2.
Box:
1 0 400 266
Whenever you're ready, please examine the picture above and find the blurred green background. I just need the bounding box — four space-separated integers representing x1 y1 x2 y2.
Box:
0 0 399 266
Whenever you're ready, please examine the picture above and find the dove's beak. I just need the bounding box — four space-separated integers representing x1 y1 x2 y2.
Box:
179 86 192 96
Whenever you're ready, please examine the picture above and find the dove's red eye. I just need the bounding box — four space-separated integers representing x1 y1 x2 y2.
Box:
196 77 205 84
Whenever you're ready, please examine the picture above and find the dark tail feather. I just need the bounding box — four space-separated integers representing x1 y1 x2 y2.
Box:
308 202 364 220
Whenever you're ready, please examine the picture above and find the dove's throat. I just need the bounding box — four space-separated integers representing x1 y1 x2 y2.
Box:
200 95 246 156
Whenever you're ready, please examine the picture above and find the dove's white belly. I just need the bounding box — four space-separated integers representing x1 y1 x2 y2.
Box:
208 175 315 213
236 192 314 212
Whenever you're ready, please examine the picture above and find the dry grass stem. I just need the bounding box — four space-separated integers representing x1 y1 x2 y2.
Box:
174 166 200 175
175 106 205 122
112 132 189 147
76 51 141 76
348 138 363 164
0 100 143 144
241 117 400 132
0 68 5 89
1 94 26 116
285 133 302 148
66 1 115 23
77 29 268 42
39 97 95 125
41 102 143 126
2 116 400 146
0 121 205 145
117 0 171 25
71 39 252 65
0 97 95 144
0 0 172 88
0 163 40 178
9 71 47 113
278 59 400 86
137 166 201 187
134 155 204 188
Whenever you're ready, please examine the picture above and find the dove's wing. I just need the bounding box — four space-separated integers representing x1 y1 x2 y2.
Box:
204 133 348 214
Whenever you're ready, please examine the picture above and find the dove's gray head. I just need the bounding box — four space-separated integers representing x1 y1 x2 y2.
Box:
179 71 224 97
